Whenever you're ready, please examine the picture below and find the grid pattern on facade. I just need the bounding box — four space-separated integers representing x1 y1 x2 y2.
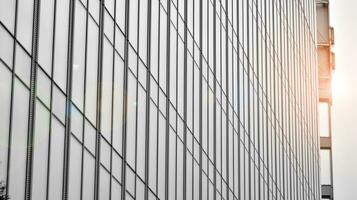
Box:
0 0 320 199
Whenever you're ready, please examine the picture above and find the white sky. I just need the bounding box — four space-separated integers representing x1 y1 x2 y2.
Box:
330 0 357 199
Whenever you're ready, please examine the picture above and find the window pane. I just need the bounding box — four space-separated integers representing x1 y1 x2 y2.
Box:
136 86 146 178
89 0 99 23
38 0 54 74
99 167 110 200
82 150 95 200
115 0 125 31
53 0 69 90
112 53 124 154
85 18 98 124
126 72 137 168
112 152 122 181
100 138 111 169
72 0 87 109
31 100 50 200
138 0 147 62
101 39 113 141
37 68 51 106
319 102 330 137
68 136 82 200
52 85 66 123
84 120 96 154
321 149 331 185
104 10 114 43
129 0 138 48
8 79 29 200
157 113 166 199
15 44 31 86
111 179 121 199
48 117 65 200
17 0 33 52
0 25 14 67
148 101 157 191
136 178 145 200
115 27 125 58
71 104 83 141
0 65 11 183
0 0 16 32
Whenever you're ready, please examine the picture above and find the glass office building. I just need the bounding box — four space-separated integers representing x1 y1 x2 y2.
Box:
0 0 320 199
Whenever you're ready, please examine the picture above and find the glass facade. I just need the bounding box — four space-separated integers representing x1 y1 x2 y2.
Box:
0 0 320 199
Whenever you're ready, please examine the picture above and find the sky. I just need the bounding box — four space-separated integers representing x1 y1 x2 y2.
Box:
330 0 357 199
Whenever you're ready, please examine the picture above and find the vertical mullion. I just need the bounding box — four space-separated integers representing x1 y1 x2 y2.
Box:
24 0 41 198
144 0 152 198
246 0 252 199
109 0 117 199
256 0 262 199
120 0 130 198
5 0 19 196
198 0 203 199
94 0 105 199
79 0 90 199
225 0 229 199
61 0 76 199
212 0 217 199
45 0 59 198
183 0 188 198
236 0 241 198
164 0 171 199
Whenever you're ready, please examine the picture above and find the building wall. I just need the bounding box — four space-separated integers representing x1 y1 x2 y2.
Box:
0 0 320 199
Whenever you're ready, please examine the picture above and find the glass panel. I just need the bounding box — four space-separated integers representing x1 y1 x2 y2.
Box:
52 85 66 123
0 0 16 32
126 72 137 168
112 53 124 154
319 102 330 137
115 27 125 57
15 44 31 86
0 65 11 183
0 25 14 67
101 39 113 141
85 18 98 124
104 0 114 16
148 101 157 191
115 0 125 32
70 104 83 141
68 136 82 200
128 0 138 48
136 85 146 178
157 113 166 199
17 0 34 52
31 100 50 200
72 0 87 110
82 150 95 200
104 10 114 43
138 0 147 62
89 0 100 23
38 0 54 74
100 138 111 169
111 179 121 199
136 178 145 200
8 79 29 200
125 167 135 195
48 117 64 200
84 120 96 154
37 68 51 106
99 167 110 200
53 0 69 90
112 152 122 181
321 149 331 185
